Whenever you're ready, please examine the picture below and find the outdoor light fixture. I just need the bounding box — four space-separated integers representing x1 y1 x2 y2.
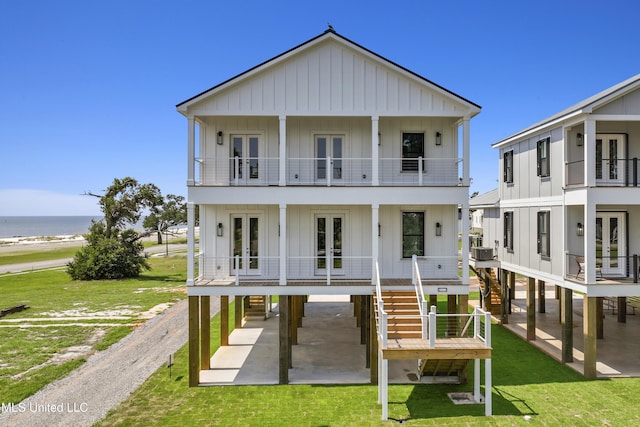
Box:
217 222 223 237
378 132 382 145
217 131 224 145
378 223 381 237
576 132 583 146
435 131 442 146
435 222 442 236
577 222 584 236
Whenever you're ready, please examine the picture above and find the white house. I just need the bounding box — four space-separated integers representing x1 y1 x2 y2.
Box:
492 74 640 378
176 29 483 395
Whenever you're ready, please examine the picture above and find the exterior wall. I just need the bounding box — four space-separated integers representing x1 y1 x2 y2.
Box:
481 207 500 252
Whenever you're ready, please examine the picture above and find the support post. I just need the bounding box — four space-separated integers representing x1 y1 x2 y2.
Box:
235 296 243 328
188 296 200 387
538 280 546 313
526 277 536 341
596 297 604 339
447 295 457 336
370 296 378 384
291 296 298 346
279 295 290 384
583 296 598 379
618 297 627 323
500 269 508 324
562 287 574 363
279 204 287 286
220 296 229 346
200 296 210 370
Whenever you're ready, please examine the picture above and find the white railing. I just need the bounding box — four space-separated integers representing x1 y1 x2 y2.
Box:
287 256 372 284
196 255 281 281
412 254 428 339
193 156 463 186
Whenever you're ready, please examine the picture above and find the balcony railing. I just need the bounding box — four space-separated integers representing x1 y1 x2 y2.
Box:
566 158 640 187
195 254 460 284
194 156 463 186
566 253 640 283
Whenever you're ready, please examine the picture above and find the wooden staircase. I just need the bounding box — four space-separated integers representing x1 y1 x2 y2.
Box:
244 295 268 321
375 291 422 339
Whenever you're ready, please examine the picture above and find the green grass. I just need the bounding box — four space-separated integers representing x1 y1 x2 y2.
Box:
97 309 640 426
0 256 187 404
0 246 80 266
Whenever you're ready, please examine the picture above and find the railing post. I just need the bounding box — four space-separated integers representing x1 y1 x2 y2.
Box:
421 301 428 340
634 158 638 187
429 305 436 348
327 251 331 285
418 156 423 186
326 156 331 186
234 156 240 185
474 306 481 338
634 254 638 283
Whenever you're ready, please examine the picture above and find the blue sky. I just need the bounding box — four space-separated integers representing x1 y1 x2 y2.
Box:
1 0 639 215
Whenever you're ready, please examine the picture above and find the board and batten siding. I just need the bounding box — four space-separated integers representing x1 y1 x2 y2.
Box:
188 39 469 116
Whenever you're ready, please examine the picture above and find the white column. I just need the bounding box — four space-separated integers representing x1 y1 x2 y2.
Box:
584 118 596 188
187 202 195 286
461 205 470 284
371 116 379 186
279 115 287 186
279 203 287 285
371 203 379 282
462 118 471 186
187 116 195 186
584 200 596 283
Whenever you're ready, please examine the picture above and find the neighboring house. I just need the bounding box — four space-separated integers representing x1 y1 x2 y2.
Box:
492 74 640 378
176 28 482 393
469 188 499 241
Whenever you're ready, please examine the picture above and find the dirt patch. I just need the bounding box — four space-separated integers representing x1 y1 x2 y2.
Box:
40 307 139 318
11 329 106 380
137 303 173 320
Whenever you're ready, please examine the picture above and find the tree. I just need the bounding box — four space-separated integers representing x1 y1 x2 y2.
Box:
67 177 161 280
143 194 187 244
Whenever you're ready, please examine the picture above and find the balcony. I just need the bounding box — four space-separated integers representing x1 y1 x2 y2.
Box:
194 255 460 285
565 253 640 284
566 158 640 187
194 156 463 187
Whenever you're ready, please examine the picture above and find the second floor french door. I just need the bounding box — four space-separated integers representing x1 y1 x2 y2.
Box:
231 135 260 184
596 212 625 276
315 214 344 276
232 214 261 276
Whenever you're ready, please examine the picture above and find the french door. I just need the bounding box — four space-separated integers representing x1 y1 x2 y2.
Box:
596 212 625 276
315 214 344 275
596 134 625 186
316 135 343 184
232 214 261 276
231 135 260 184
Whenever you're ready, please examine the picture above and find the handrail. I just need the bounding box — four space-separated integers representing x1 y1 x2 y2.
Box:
373 258 387 347
412 254 428 340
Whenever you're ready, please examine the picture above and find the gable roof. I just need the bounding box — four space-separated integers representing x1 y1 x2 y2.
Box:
176 29 481 113
469 188 499 208
493 73 640 147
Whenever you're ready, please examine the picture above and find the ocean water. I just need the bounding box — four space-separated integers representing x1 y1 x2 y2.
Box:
0 216 103 238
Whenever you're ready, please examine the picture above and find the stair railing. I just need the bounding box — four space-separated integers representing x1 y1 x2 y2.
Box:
373 258 387 348
412 254 428 339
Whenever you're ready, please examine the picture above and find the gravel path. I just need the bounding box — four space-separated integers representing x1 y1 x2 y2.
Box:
0 297 219 427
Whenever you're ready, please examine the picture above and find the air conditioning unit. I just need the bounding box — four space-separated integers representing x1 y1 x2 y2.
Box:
472 247 493 261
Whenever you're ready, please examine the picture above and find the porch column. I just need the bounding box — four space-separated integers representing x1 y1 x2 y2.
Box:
526 277 536 341
371 116 379 186
279 203 287 286
584 118 596 188
596 297 604 339
187 202 196 286
460 205 470 284
561 287 573 363
584 200 597 284
200 296 210 370
279 115 286 186
583 295 598 379
235 296 243 328
461 117 471 186
188 296 199 387
187 116 195 186
371 204 379 280
500 269 508 324
618 297 627 323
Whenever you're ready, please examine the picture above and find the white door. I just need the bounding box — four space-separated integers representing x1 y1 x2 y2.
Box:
596 134 625 186
596 213 625 276
231 214 261 276
315 214 344 275
315 135 343 184
231 135 260 184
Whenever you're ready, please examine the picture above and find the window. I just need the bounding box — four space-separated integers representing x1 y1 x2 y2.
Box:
503 150 514 183
402 132 425 172
537 211 550 257
504 211 513 252
537 137 550 177
402 212 424 258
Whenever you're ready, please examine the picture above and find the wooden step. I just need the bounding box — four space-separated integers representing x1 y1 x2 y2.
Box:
419 358 470 380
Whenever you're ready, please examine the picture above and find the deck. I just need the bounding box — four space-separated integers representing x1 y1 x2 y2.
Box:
383 337 492 360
